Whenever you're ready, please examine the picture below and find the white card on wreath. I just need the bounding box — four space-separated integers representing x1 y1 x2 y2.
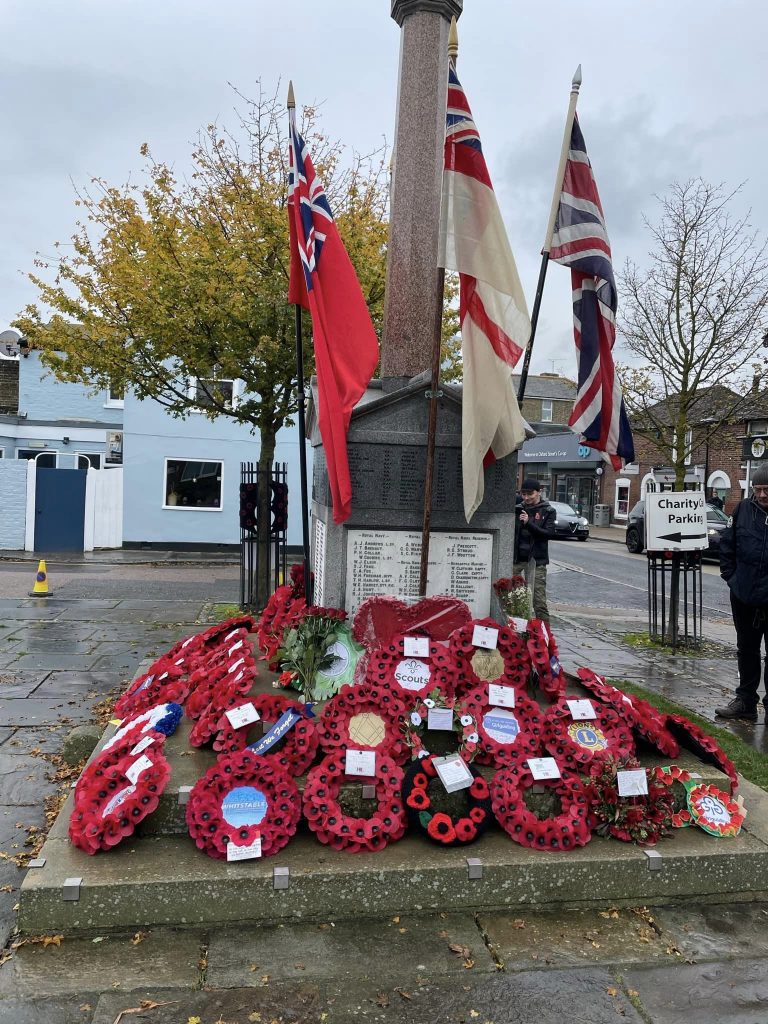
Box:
511 616 529 633
129 735 156 757
125 754 154 784
472 625 499 650
488 684 516 708
345 749 377 777
617 769 648 797
566 699 596 721
225 703 260 729
403 636 430 658
433 754 474 793
427 707 454 731
527 757 561 781
226 834 262 861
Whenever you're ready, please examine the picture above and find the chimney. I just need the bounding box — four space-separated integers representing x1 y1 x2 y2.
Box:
753 371 762 395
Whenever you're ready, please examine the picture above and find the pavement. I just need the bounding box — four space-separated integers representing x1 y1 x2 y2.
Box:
0 554 767 1022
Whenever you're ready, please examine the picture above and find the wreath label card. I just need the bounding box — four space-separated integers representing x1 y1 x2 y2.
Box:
566 699 596 721
528 757 561 781
482 709 521 745
617 768 648 797
345 749 377 777
404 636 430 658
427 707 454 731
394 659 431 692
433 754 474 793
102 784 137 818
472 625 499 650
511 616 528 633
488 684 516 708
130 735 157 757
126 754 154 784
226 703 261 730
226 834 263 861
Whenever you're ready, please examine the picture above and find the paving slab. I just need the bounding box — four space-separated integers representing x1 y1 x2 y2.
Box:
623 958 768 1023
0 729 15 746
31 673 123 699
0 996 92 1024
0 927 204 997
478 906 676 971
3 727 68 755
0 699 94 728
4 624 99 643
10 640 97 655
90 984 324 1024
0 752 60 806
11 653 104 672
206 913 494 988
653 903 768 961
0 676 45 698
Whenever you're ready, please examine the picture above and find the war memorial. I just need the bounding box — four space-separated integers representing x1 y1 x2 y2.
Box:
18 0 768 941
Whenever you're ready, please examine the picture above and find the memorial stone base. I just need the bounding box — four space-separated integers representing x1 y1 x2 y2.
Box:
308 375 520 620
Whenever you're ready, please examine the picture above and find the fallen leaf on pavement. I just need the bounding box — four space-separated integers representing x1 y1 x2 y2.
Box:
376 992 390 1008
449 943 472 959
395 988 412 1000
111 1000 177 1024
130 932 146 946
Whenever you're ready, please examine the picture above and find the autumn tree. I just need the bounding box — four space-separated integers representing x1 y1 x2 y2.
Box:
15 85 389 605
619 179 768 490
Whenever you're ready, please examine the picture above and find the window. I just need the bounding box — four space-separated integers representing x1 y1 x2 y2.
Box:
191 378 236 410
683 428 693 465
17 449 56 467
164 459 223 510
614 479 631 519
0 448 4 458
540 399 553 422
76 453 101 469
104 383 124 409
749 419 768 436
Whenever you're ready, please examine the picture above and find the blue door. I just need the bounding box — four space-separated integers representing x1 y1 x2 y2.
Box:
34 467 87 552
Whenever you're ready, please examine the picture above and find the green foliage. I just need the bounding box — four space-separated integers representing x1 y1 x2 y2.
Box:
276 613 340 702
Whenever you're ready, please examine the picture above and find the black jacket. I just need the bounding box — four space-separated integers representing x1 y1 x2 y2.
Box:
719 497 768 607
514 499 556 565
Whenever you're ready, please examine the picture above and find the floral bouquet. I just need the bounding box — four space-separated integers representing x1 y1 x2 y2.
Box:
493 575 533 624
275 605 348 703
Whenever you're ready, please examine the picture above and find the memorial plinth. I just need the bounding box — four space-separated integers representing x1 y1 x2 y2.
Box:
307 374 524 619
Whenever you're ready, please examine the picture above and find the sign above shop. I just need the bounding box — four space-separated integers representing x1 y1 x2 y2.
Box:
518 431 601 466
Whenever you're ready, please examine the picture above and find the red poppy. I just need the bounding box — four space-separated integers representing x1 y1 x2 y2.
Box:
454 818 477 842
427 812 457 844
406 789 430 810
411 772 429 790
469 807 486 824
469 777 490 799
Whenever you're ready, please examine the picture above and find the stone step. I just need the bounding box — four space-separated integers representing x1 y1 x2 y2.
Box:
19 778 768 936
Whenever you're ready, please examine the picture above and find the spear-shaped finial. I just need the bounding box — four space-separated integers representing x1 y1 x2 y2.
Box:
287 80 296 110
448 16 459 61
572 64 582 93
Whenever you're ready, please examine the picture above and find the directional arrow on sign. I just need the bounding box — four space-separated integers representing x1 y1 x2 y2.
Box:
657 532 707 543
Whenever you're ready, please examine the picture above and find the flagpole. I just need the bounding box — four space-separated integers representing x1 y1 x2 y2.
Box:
288 82 312 602
516 65 582 405
418 17 458 598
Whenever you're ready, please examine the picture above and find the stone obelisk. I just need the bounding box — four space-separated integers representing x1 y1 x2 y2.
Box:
307 0 516 621
381 0 463 381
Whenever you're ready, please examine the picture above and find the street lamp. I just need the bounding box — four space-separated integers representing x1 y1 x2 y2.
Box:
699 416 717 499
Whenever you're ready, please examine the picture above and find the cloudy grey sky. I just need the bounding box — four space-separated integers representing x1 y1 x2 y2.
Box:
2 0 767 374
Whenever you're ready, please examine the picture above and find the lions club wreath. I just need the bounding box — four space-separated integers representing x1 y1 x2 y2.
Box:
491 762 593 851
186 750 301 860
542 699 635 769
69 741 171 854
303 752 407 852
402 757 493 846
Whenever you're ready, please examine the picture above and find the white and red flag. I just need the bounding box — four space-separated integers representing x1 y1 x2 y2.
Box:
439 62 530 522
288 105 379 524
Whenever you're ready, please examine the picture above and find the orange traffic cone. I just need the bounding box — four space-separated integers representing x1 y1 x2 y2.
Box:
30 559 49 597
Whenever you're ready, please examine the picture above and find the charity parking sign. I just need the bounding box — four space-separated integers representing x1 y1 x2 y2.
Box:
645 492 707 551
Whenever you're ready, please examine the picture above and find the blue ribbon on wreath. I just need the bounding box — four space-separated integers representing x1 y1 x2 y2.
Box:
247 703 315 755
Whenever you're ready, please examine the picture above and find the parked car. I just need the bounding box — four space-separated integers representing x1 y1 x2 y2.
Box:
625 499 728 557
549 500 590 541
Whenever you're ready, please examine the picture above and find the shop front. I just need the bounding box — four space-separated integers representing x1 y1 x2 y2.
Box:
518 430 603 522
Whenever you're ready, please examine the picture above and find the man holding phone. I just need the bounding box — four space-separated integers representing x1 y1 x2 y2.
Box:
513 477 556 622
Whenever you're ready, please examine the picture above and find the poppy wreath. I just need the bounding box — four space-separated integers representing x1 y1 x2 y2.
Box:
575 668 680 758
150 615 257 676
665 714 738 794
302 752 407 852
212 693 319 776
186 750 301 860
185 636 255 720
491 762 594 852
103 702 183 754
448 618 532 699
402 693 479 762
542 699 636 770
69 742 171 854
188 669 258 748
586 755 675 845
650 765 694 827
456 684 543 767
402 756 494 846
318 682 410 765
686 782 745 837
365 633 458 701
525 620 566 699
113 661 190 719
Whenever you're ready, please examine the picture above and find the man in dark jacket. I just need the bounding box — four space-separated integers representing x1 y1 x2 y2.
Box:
513 477 557 621
716 462 768 721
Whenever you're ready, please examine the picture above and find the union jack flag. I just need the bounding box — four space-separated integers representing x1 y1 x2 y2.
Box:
287 106 379 524
549 116 634 468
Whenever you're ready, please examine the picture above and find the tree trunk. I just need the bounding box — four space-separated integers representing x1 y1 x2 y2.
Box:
256 427 277 611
